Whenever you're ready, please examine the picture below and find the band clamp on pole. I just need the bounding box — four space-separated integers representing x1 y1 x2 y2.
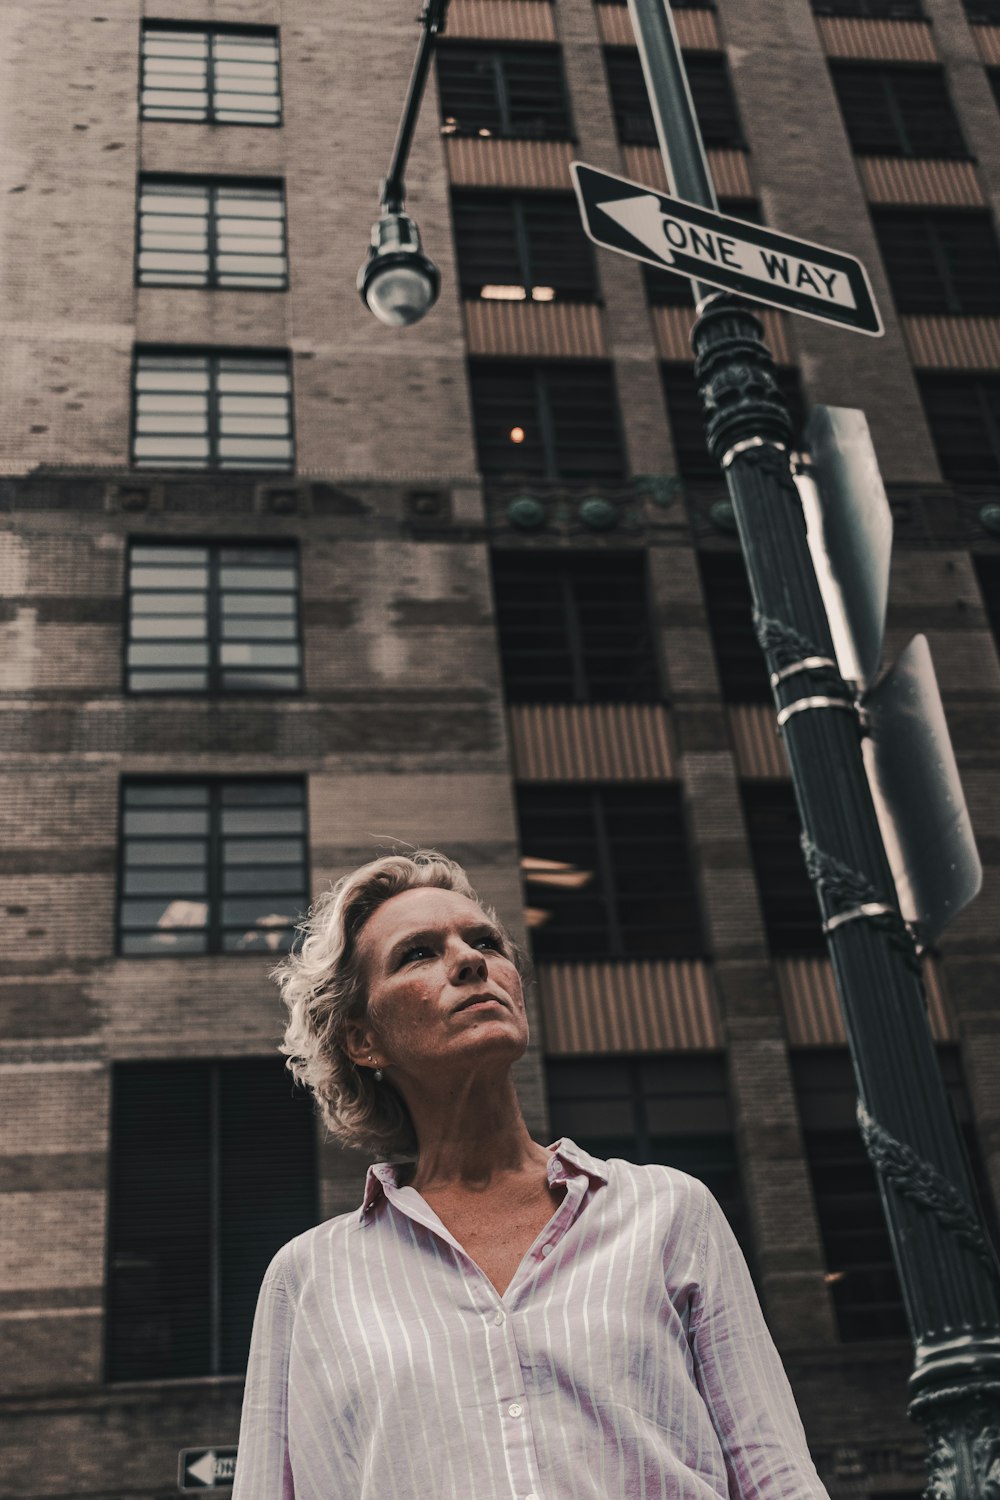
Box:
721 436 787 470
823 902 898 935
769 656 839 689
775 695 857 728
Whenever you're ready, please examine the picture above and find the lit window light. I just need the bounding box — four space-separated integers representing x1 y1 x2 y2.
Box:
524 907 553 928
509 426 526 444
441 122 458 135
531 286 556 302
481 285 527 301
521 856 593 890
478 127 492 137
823 1271 847 1284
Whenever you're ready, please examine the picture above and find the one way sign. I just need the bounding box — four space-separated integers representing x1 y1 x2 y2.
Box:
571 161 883 336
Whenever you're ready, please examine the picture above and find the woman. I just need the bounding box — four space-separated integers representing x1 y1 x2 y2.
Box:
233 850 830 1500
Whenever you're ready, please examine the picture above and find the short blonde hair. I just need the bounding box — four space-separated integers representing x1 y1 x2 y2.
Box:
273 850 524 1158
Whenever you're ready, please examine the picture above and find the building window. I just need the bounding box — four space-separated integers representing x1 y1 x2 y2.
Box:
518 784 705 959
871 209 1000 316
963 0 1000 20
451 192 598 303
829 64 968 158
599 0 715 8
990 69 1000 113
132 349 293 471
973 556 1000 658
547 1054 752 1252
917 375 1000 487
741 781 825 955
140 23 281 125
605 49 745 149
791 1047 996 1342
469 360 625 479
117 779 309 956
660 363 806 478
108 1059 316 1380
125 542 302 694
137 177 288 290
697 551 771 704
812 0 924 15
437 45 572 139
645 200 760 306
491 550 662 703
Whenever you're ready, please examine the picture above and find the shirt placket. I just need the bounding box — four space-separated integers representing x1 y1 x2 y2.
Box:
383 1168 590 1500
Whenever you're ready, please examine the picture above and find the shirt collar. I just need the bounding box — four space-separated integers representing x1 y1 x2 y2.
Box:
357 1136 608 1223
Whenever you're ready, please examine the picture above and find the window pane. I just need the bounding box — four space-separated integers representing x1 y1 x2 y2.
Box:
141 24 281 125
119 780 308 956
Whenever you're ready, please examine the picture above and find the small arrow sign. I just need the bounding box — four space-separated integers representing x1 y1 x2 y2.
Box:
571 161 883 336
178 1447 238 1491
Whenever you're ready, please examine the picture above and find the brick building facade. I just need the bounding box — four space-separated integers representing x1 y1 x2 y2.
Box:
1 0 998 1495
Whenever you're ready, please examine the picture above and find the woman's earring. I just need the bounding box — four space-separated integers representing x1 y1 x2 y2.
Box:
369 1052 383 1083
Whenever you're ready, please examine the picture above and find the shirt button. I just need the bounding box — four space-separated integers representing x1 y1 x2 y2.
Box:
493 1309 506 1325
508 1402 523 1418
541 1243 553 1257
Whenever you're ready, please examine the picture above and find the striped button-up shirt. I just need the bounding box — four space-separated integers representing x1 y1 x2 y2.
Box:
232 1137 830 1500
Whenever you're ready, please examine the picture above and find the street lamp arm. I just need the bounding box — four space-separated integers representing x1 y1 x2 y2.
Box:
382 0 452 214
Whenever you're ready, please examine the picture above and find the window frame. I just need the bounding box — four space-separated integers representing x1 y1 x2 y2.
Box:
122 537 304 698
139 19 283 127
517 781 706 961
130 345 295 473
105 1056 318 1381
135 174 289 293
436 42 574 141
491 548 664 704
469 358 627 480
604 46 746 151
870 207 1000 316
829 62 971 160
451 189 600 304
115 775 310 959
917 373 1000 487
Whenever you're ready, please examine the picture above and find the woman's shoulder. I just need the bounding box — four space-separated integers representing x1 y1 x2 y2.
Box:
259 1207 365 1298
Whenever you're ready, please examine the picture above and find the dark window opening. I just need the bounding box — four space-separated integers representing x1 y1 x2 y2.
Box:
871 209 1000 315
829 64 969 158
973 555 1000 658
697 550 771 704
963 0 1000 21
547 1054 753 1256
518 783 705 960
437 45 572 139
132 348 293 472
452 191 598 302
741 781 825 955
137 177 288 291
140 22 281 126
470 360 626 479
605 48 745 149
812 0 925 16
117 778 309 956
125 540 302 694
917 374 1000 487
491 549 662 703
107 1058 316 1380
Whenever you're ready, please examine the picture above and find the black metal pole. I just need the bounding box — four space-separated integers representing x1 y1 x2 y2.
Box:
381 0 451 213
625 0 1000 1488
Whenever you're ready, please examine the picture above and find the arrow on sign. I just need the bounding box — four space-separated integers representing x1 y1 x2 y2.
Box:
178 1446 239 1491
187 1452 217 1488
571 161 883 336
596 193 677 267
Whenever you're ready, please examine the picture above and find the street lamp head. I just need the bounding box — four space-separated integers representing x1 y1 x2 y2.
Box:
358 210 440 327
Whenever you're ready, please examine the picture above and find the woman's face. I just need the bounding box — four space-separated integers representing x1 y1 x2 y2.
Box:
346 885 528 1085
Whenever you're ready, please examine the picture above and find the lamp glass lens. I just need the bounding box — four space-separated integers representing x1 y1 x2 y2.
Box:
366 264 435 327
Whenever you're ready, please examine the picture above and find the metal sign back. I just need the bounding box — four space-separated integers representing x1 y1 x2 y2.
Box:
571 161 883 336
862 635 982 942
797 405 894 688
